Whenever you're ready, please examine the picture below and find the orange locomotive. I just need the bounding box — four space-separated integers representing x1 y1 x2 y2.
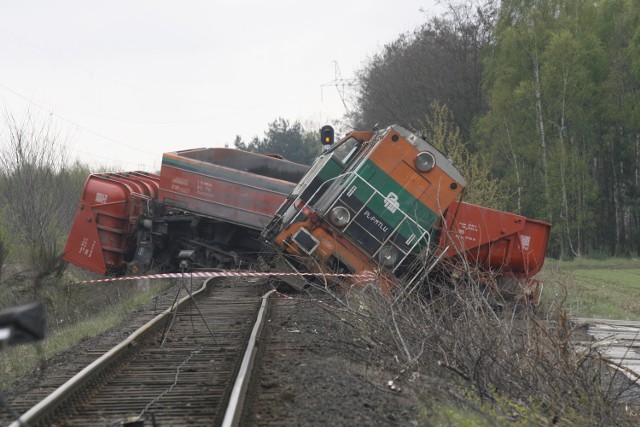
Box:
262 125 550 301
263 125 466 291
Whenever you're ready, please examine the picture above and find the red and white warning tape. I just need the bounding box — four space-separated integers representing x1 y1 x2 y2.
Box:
71 270 378 285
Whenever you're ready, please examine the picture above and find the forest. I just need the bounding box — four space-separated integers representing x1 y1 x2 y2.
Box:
349 0 640 259
233 1 640 259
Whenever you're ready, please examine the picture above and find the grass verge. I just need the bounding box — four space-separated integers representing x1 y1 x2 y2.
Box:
539 257 640 319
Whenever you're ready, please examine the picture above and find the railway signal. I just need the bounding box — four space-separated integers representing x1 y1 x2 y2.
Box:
320 125 334 147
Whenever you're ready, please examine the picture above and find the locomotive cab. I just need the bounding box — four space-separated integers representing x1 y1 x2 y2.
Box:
264 125 467 290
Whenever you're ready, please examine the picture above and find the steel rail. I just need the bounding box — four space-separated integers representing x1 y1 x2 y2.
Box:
9 279 210 427
222 289 275 427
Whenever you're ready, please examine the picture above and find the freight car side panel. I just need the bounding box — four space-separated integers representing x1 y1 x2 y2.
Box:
440 201 551 278
158 148 309 230
63 203 108 275
62 172 160 275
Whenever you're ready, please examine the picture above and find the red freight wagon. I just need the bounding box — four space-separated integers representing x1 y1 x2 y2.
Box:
158 148 309 229
62 172 160 275
441 201 551 279
63 149 309 275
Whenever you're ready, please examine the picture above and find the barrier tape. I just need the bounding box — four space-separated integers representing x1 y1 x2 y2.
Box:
71 270 379 285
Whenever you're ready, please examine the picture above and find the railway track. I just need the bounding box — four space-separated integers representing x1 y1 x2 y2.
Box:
8 277 273 427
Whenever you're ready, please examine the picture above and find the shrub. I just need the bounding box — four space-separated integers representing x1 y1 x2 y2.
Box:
320 264 639 425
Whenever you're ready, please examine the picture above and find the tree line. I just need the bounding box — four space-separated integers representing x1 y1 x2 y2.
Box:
349 0 640 259
239 1 639 259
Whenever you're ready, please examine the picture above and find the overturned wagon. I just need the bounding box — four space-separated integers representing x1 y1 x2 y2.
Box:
63 148 308 274
63 171 160 275
158 148 308 230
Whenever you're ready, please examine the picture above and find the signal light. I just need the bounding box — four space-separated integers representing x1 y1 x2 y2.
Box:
320 125 334 146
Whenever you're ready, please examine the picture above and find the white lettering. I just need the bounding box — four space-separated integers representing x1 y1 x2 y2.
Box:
95 193 108 204
363 210 389 233
172 177 188 185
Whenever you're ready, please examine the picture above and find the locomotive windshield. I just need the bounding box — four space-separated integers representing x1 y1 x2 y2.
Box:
330 137 361 165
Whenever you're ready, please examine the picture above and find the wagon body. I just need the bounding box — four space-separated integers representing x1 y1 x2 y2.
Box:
62 172 160 275
440 201 551 279
158 148 309 230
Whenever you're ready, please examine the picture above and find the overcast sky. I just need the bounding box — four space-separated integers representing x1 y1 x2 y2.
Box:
0 1 441 171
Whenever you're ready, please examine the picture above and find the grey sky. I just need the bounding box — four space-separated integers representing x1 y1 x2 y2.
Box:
0 1 440 171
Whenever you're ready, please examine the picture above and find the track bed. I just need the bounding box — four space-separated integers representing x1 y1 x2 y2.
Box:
5 279 270 426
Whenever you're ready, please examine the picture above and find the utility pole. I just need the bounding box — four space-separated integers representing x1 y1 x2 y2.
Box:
321 61 354 114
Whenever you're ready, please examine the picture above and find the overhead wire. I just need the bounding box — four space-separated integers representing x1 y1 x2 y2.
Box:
0 80 155 156
0 23 339 131
0 24 350 169
0 23 344 116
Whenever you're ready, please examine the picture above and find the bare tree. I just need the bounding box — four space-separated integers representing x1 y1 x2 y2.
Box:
0 111 72 297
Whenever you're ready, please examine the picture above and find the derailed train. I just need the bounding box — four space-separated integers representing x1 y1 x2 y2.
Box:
63 125 551 302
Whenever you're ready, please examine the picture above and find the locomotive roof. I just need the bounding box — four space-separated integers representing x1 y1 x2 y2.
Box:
388 125 467 187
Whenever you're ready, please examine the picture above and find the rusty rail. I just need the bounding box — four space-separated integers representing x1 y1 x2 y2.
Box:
222 289 275 427
9 279 208 427
9 278 271 426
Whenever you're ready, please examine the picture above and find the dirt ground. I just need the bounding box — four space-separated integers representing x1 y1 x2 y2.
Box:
245 293 421 426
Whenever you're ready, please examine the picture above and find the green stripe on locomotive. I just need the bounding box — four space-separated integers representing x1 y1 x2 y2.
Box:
340 159 439 253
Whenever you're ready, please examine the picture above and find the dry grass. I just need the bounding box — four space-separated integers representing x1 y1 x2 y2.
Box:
0 267 175 390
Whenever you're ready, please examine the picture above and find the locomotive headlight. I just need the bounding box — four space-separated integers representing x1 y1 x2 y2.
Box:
329 206 351 227
378 245 399 267
415 151 436 172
